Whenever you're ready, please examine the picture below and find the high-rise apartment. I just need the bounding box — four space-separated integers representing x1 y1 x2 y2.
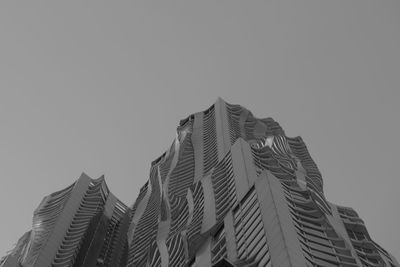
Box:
1 174 131 267
2 98 398 266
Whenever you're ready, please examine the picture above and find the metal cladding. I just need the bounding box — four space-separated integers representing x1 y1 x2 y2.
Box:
1 174 130 267
2 98 399 267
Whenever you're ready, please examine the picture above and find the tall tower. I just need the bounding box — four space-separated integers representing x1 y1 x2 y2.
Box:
2 98 398 267
124 98 399 266
1 174 131 267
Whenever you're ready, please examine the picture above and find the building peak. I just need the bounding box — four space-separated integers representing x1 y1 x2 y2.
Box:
2 101 398 267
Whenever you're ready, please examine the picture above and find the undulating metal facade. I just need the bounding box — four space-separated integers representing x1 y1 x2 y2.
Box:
1 175 130 267
2 98 398 266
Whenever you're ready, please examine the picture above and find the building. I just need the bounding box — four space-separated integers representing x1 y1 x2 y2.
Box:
1 174 130 267
2 98 398 266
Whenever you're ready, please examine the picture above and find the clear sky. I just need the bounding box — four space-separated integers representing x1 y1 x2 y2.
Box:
0 1 399 260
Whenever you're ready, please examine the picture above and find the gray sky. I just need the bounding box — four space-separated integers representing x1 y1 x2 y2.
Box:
0 1 399 260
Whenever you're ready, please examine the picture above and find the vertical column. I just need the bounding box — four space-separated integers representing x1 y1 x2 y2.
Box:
255 171 306 267
230 139 249 201
156 220 170 267
230 138 259 201
215 98 231 160
223 211 237 263
192 112 204 183
223 138 260 264
200 175 216 234
195 237 212 267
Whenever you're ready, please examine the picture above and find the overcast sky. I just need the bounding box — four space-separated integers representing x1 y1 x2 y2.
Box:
0 1 399 260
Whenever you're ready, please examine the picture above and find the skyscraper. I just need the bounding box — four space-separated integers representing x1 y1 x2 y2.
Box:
1 174 131 267
2 98 398 267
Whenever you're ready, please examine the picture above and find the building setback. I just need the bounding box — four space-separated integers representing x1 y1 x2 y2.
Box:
1 98 398 267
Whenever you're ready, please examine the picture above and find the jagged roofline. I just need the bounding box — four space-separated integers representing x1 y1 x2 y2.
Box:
178 97 279 131
125 97 330 265
156 97 288 162
3 98 399 267
152 97 324 195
